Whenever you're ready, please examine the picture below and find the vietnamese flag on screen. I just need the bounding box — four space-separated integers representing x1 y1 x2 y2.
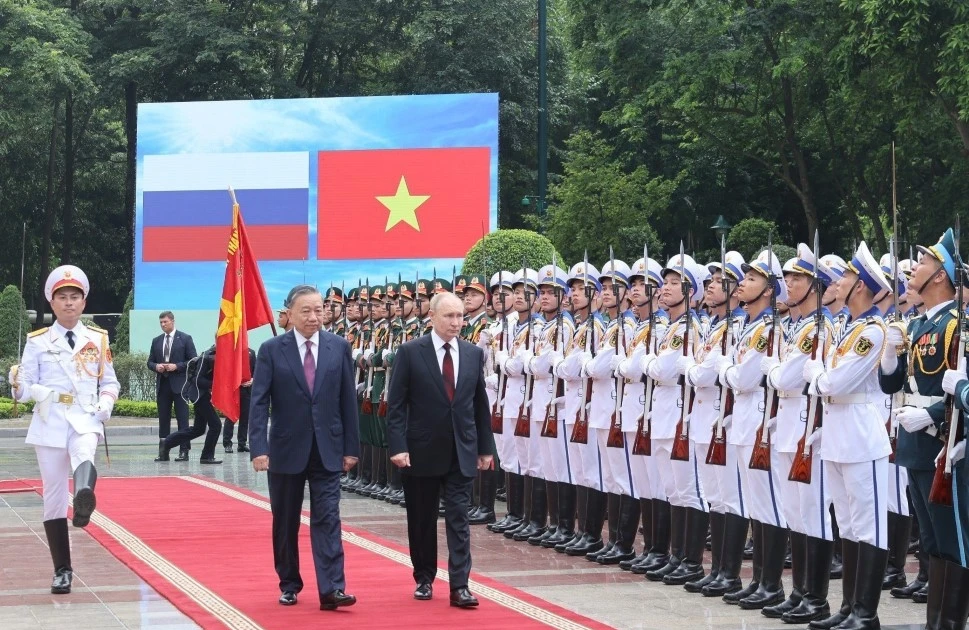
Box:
317 147 490 259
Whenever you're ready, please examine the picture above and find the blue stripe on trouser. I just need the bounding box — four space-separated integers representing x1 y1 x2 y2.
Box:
692 451 703 506
737 468 745 519
597 444 603 491
818 463 827 540
561 420 573 485
894 465 903 515
954 467 967 566
872 460 880 546
768 469 781 527
624 442 635 497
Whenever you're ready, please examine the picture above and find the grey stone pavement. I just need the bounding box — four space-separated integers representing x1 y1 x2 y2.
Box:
0 422 928 629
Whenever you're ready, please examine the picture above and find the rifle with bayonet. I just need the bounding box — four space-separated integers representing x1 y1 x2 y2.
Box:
887 144 902 463
929 216 964 506
671 241 694 461
633 241 656 456
515 258 534 437
749 234 778 472
790 230 824 483
571 251 594 444
542 252 564 438
378 273 405 418
361 278 375 415
491 271 508 434
607 246 626 448
706 235 731 466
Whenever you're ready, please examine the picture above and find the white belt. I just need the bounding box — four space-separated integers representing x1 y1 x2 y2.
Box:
822 394 868 405
654 380 678 388
776 390 805 399
903 394 944 407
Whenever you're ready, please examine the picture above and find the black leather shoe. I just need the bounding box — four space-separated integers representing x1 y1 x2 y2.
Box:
200 458 223 465
469 508 496 525
891 577 926 599
450 587 479 608
320 589 356 610
237 444 250 452
278 591 297 606
414 582 432 600
224 445 234 453
911 582 929 603
51 569 72 594
174 452 189 462
154 439 170 462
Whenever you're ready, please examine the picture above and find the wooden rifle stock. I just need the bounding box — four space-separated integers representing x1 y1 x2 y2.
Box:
541 378 562 438
570 380 591 444
789 396 822 484
514 383 533 437
671 389 694 461
607 317 626 448
929 317 963 506
632 377 653 456
748 327 776 472
491 330 505 433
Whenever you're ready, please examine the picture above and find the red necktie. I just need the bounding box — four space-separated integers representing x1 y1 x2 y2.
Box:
303 340 315 391
442 342 455 401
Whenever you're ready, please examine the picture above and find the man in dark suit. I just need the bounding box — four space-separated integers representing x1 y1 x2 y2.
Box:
147 311 197 460
386 292 495 608
222 347 257 453
249 285 360 611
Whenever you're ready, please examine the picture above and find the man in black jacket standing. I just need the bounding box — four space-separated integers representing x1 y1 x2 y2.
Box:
386 292 495 607
155 344 222 464
222 347 256 453
148 311 197 461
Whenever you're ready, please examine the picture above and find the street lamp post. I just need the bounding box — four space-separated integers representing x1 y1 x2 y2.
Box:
711 215 731 241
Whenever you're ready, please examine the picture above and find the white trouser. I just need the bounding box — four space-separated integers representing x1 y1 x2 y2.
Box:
597 429 634 496
737 444 787 527
498 416 521 474
775 451 833 539
539 419 573 484
698 443 746 517
627 431 655 500
652 438 707 512
35 429 98 521
694 439 723 513
887 463 909 516
517 422 545 478
572 428 603 491
826 458 889 549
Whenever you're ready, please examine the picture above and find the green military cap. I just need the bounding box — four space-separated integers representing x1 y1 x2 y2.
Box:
453 275 469 295
370 285 385 301
385 282 399 299
323 286 344 303
358 285 370 302
398 280 416 300
465 274 488 295
416 279 432 298
346 287 360 302
433 278 452 294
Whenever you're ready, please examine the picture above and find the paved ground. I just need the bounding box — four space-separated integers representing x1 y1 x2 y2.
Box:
0 423 929 629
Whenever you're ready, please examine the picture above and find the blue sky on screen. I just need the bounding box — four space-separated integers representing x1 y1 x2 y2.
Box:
135 93 499 311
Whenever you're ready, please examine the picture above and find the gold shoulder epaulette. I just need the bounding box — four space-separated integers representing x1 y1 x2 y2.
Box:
87 325 108 334
950 308 960 318
27 327 48 338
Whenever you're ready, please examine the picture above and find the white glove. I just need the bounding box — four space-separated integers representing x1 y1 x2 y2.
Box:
7 366 22 393
363 348 375 362
609 354 624 371
942 368 968 396
485 374 499 391
806 427 823 448
675 356 694 376
884 324 905 350
550 396 565 409
505 355 524 375
717 359 733 389
950 441 967 465
760 355 779 377
641 353 658 377
351 348 363 362
478 328 494 346
495 350 509 369
720 411 732 429
765 415 777 432
29 384 54 404
802 358 824 385
518 349 535 373
355 382 366 394
95 396 113 423
897 407 934 433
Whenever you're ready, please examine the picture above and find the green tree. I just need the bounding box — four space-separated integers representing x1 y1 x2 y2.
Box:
0 285 31 359
113 289 133 353
462 230 563 277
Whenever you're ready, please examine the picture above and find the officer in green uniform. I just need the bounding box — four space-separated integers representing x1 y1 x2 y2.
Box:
349 284 374 493
416 279 433 336
323 287 345 336
359 284 389 497
879 228 963 627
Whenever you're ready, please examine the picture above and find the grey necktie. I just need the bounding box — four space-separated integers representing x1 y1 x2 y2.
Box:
163 334 171 362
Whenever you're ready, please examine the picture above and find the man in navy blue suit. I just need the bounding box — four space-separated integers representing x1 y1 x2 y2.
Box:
386 292 495 607
249 285 360 611
148 311 197 461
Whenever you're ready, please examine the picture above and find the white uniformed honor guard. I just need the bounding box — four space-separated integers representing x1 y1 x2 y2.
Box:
8 265 120 594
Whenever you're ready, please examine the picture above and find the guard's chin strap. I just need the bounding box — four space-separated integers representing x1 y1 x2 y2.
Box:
907 265 944 295
787 285 813 310
843 278 862 309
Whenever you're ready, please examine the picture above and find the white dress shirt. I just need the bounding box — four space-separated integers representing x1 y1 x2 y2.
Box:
296 330 320 366
431 330 459 387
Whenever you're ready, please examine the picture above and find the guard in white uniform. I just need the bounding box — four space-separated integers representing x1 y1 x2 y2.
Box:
616 257 669 573
802 241 892 630
642 254 708 585
681 251 747 596
9 265 120 595
718 249 790 609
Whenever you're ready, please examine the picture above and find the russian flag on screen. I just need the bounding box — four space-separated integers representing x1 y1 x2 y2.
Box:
141 152 309 262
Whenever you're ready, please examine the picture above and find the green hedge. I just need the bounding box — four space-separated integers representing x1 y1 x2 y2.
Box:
0 397 34 419
0 397 201 420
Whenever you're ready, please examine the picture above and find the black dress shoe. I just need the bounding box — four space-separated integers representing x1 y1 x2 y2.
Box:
414 582 433 600
320 589 356 610
200 458 223 465
449 587 479 608
891 577 926 599
224 445 234 453
51 569 72 594
174 452 189 462
469 508 497 525
279 591 297 606
237 444 250 452
154 439 170 462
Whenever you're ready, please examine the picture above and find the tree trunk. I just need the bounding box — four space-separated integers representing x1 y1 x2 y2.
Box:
124 81 138 272
36 99 62 329
62 91 75 263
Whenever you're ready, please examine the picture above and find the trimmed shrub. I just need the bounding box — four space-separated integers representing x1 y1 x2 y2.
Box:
462 229 565 277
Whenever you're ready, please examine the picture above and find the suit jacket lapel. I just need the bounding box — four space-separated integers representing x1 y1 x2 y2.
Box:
313 333 330 398
419 336 449 401
282 331 311 398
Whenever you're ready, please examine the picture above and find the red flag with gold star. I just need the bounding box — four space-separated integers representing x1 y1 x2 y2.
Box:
212 193 275 421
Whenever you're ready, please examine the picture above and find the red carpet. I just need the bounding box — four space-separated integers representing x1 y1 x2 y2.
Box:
0 478 42 493
77 476 613 629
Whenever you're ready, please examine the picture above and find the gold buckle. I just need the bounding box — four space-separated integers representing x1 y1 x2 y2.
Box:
57 393 74 405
